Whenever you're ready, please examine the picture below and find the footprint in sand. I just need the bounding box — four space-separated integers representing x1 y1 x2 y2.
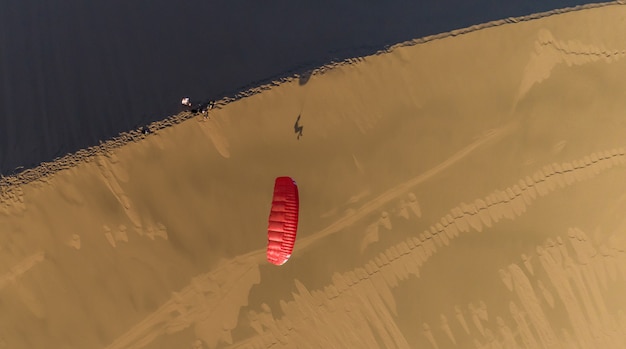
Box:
379 211 392 230
477 300 489 321
496 317 517 348
537 280 555 308
454 306 470 335
115 225 129 243
521 253 534 275
440 314 456 344
422 323 439 349
191 339 207 349
156 223 168 240
146 223 168 240
66 234 81 250
359 223 379 253
499 268 514 291
103 225 116 247
396 199 410 220
517 29 626 103
145 226 155 240
247 310 264 335
407 192 422 218
468 303 485 336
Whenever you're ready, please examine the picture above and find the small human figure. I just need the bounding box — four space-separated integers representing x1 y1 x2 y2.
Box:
182 97 200 114
201 101 215 119
183 97 214 118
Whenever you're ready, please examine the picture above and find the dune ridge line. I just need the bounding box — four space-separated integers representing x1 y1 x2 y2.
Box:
0 1 620 203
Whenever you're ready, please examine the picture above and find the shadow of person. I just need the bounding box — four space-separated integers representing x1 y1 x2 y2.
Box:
294 114 303 140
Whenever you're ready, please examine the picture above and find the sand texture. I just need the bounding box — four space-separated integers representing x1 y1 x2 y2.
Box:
1 3 626 349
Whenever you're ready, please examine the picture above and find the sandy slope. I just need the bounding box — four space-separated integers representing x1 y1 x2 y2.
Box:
1 3 626 349
0 0 606 176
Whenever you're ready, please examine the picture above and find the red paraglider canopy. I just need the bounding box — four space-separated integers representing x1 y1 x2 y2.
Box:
267 177 299 265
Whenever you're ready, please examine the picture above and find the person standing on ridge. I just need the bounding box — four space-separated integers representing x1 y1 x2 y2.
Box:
182 97 214 118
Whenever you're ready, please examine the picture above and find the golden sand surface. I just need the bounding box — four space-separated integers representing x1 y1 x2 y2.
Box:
2 3 626 348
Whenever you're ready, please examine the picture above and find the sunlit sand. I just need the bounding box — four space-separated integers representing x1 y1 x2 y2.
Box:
1 3 626 348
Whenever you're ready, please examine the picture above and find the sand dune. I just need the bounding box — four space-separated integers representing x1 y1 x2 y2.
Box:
4 1 605 176
1 3 626 349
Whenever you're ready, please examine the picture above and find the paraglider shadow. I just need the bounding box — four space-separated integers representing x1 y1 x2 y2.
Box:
294 115 303 140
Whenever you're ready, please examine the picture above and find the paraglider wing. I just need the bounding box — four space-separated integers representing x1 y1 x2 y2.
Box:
267 177 299 265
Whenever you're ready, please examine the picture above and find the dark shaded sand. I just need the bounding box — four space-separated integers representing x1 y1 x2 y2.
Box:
1 3 626 348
